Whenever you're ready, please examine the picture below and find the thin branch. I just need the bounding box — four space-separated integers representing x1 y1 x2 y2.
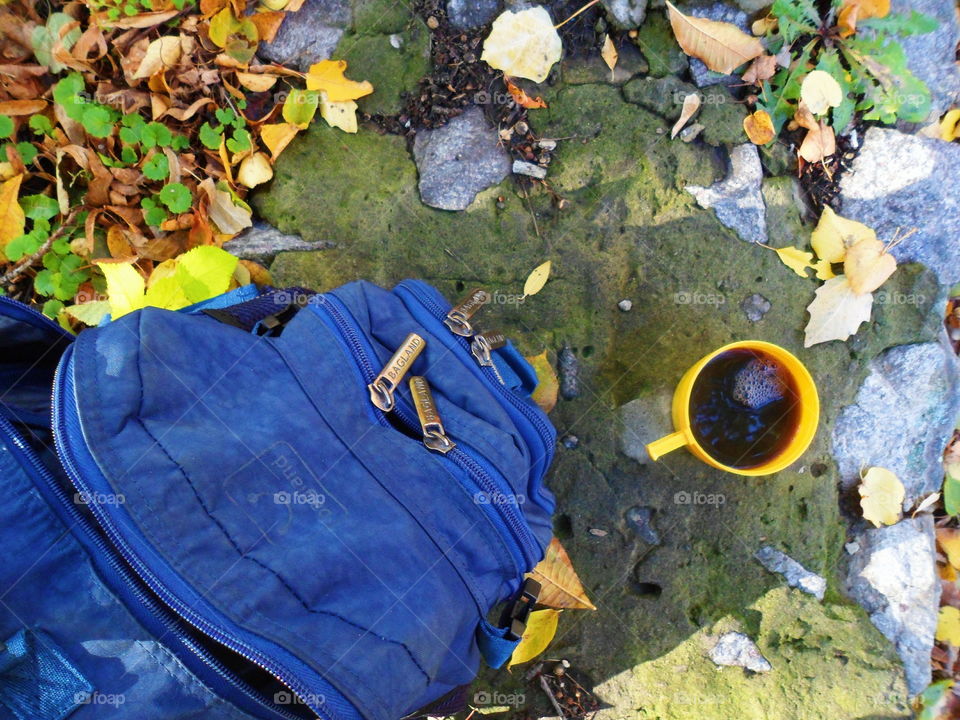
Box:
0 209 81 288
554 0 600 29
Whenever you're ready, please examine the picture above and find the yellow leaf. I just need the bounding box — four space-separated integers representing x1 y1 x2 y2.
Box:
526 351 559 414
838 0 889 37
305 60 373 102
844 236 896 295
260 122 301 160
938 528 960 570
200 178 252 236
811 206 874 263
803 275 873 347
235 71 277 92
601 34 618 72
671 93 702 139
237 151 274 188
665 1 764 75
743 109 774 145
261 0 289 8
208 7 240 48
133 36 182 79
775 246 814 277
751 16 777 35
480 7 562 83
318 91 358 133
812 258 836 280
800 70 843 115
0 173 25 249
937 606 960 646
939 108 960 142
148 258 179 287
508 609 559 668
528 538 596 610
859 466 905 527
742 54 777 84
97 261 146 319
523 260 551 297
144 274 191 310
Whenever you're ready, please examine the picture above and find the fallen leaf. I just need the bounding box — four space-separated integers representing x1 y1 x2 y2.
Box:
481 7 563 83
844 236 896 294
0 99 48 115
201 178 252 235
665 1 764 75
798 120 836 163
751 16 777 35
937 606 960 646
671 93 702 139
0 174 25 248
505 78 547 109
811 206 875 263
774 245 814 277
237 151 274 188
249 10 286 43
208 7 240 48
318 91 358 133
528 538 596 609
175 245 238 303
526 351 559 413
742 54 777 84
812 258 836 280
601 34 618 72
743 109 774 144
97 260 146 319
939 108 960 142
260 122 301 160
800 70 843 115
282 88 319 128
838 0 890 38
235 71 277 92
143 274 191 310
305 60 373 102
65 300 110 326
133 36 182 79
859 466 905 527
508 609 559 668
95 9 179 28
938 528 960 569
803 275 873 347
523 260 551 296
913 492 940 516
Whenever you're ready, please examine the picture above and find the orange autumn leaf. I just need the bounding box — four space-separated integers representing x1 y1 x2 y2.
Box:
528 538 597 610
743 109 774 144
838 0 890 37
505 77 547 109
305 60 373 102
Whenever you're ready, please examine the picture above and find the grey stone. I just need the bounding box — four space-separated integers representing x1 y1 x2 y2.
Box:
741 293 771 322
686 4 751 88
618 299 633 312
891 0 960 120
224 221 329 263
558 343 580 400
561 43 648 85
839 127 960 286
513 160 547 179
622 75 697 120
602 0 647 29
845 515 939 695
618 391 672 465
259 0 351 71
686 144 766 244
832 340 960 507
708 632 772 672
412 107 511 211
626 506 660 545
755 546 826 601
447 0 500 29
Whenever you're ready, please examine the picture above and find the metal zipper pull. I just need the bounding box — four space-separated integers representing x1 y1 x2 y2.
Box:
409 376 455 454
470 330 506 367
368 333 425 411
444 288 490 337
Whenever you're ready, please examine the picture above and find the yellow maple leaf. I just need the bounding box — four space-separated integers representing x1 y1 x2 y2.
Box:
305 60 373 102
775 246 814 277
508 609 559 668
0 173 25 250
528 538 596 609
937 606 960 646
859 466 905 527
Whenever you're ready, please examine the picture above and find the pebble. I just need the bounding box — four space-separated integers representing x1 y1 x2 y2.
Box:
708 632 772 673
426 15 439 28
512 159 547 179
618 299 633 312
625 506 660 545
558 343 580 400
561 434 579 449
589 528 608 537
754 546 826 601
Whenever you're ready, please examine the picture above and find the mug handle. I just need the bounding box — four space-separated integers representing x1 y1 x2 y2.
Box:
646 431 687 461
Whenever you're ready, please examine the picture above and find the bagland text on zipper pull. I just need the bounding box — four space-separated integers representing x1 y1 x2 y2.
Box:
409 376 455 453
368 333 425 411
470 330 506 367
444 288 490 337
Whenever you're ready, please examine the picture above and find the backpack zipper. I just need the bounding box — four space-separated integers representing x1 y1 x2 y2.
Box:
315 294 540 571
50 348 344 720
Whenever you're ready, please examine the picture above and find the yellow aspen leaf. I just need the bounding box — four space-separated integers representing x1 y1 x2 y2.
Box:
844 237 896 294
671 93 702 139
812 258 836 280
937 606 960 646
601 34 618 72
811 206 875 263
774 246 814 277
743 109 774 145
260 122 301 160
97 261 146 319
937 528 960 570
526 351 559 414
237 151 274 188
859 466 905 528
318 91 358 133
133 36 182 79
305 60 373 102
0 173 25 249
480 7 562 83
235 71 277 92
803 275 873 347
523 260 551 297
208 7 240 48
940 108 960 141
665 1 763 75
508 609 559 668
800 70 843 115
282 88 319 129
528 538 596 610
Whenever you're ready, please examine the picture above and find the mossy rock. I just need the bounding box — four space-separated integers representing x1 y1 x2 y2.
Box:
633 8 688 77
349 0 412 34
622 75 697 119
697 84 749 146
561 42 649 85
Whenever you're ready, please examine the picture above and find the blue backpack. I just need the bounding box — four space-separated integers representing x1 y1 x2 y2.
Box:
0 279 556 720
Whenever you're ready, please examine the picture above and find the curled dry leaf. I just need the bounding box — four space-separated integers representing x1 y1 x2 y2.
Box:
200 178 252 235
743 109 774 145
505 78 547 109
601 34 618 72
859 466 904 527
665 0 763 75
671 93 702 139
804 275 873 347
800 70 843 115
480 6 562 83
133 36 183 80
235 71 277 92
798 120 836 163
844 236 896 294
528 538 596 610
742 54 777 85
236 151 273 188
526 351 559 413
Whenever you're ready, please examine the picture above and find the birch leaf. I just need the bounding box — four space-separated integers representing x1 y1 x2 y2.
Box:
305 60 373 102
743 109 774 144
508 609 559 668
65 300 110 326
601 34 618 72
523 260 551 296
0 173 25 248
803 275 873 347
481 7 562 83
237 152 274 188
665 1 764 75
133 36 182 79
775 246 814 277
318 91 358 133
528 538 596 609
97 261 146 319
671 93 701 139
527 351 559 413
844 237 896 295
859 466 904 527
261 122 301 160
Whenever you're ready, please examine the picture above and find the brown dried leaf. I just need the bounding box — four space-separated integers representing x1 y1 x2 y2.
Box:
798 120 836 163
665 0 764 75
743 109 775 144
0 99 47 115
671 92 701 138
249 10 286 43
528 538 597 610
742 54 777 84
93 9 180 29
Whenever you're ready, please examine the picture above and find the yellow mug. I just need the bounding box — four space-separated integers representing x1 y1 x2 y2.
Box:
646 341 819 477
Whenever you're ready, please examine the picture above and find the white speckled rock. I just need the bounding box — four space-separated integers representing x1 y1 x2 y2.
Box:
686 144 766 244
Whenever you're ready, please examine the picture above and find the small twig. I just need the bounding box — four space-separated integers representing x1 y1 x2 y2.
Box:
554 0 600 29
0 209 81 288
885 226 917 252
539 674 566 719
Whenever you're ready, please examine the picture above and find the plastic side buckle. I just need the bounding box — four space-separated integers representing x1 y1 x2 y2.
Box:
502 578 541 641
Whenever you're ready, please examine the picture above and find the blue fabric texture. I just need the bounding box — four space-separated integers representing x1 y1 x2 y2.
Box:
0 280 556 720
0 628 92 720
